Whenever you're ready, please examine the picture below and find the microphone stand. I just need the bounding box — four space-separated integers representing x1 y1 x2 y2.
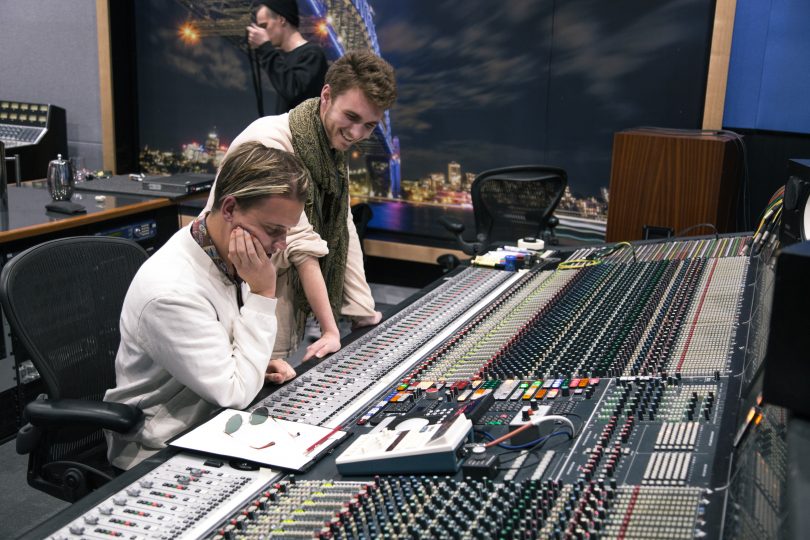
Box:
247 33 264 118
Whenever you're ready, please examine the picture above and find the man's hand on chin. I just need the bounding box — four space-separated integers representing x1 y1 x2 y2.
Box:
265 359 296 384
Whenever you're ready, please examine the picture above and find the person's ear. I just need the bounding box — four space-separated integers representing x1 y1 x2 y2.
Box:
321 84 331 104
220 196 238 222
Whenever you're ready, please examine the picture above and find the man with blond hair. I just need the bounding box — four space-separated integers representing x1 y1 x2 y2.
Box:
106 143 311 469
207 49 398 363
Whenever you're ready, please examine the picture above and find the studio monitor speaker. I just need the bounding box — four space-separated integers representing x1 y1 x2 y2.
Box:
780 159 810 246
762 240 810 418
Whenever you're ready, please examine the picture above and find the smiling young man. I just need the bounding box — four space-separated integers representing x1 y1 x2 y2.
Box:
205 50 397 363
105 143 311 470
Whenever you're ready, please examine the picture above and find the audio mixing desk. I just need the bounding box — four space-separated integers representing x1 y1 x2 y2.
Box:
24 235 805 540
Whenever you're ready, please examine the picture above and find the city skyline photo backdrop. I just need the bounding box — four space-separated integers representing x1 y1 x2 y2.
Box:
136 0 714 244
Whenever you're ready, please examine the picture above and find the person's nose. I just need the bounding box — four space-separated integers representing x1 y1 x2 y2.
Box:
348 123 367 141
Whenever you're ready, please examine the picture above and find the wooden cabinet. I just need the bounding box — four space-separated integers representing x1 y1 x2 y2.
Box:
606 129 742 242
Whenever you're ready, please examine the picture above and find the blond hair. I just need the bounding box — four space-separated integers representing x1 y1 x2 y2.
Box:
213 142 310 209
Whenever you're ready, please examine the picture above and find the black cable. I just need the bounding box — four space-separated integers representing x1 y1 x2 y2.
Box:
675 222 719 240
249 47 264 118
717 129 751 231
472 430 541 464
558 411 584 437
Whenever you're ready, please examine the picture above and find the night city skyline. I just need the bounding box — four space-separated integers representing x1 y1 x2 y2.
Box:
136 1 586 188
135 0 710 240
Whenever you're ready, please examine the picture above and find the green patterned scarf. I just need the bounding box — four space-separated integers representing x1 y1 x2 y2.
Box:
288 97 350 331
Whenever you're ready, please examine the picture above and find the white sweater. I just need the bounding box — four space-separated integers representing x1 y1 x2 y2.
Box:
104 226 280 469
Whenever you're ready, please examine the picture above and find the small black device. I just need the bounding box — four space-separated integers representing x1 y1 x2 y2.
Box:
762 240 810 418
45 201 86 214
461 447 500 480
780 159 810 246
141 172 214 195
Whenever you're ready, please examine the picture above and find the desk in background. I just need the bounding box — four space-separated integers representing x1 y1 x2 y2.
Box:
0 181 189 443
0 181 179 255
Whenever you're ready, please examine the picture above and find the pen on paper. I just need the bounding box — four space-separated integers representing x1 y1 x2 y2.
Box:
305 425 343 455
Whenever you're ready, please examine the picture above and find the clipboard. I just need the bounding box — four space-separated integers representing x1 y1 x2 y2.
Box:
170 409 347 472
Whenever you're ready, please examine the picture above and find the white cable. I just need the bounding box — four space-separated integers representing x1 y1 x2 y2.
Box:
530 414 576 437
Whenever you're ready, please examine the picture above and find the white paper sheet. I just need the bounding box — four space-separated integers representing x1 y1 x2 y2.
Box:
170 409 347 471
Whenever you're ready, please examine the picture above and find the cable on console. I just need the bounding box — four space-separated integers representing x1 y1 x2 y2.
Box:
477 429 571 452
674 223 719 240
747 185 785 257
482 414 575 448
558 259 601 270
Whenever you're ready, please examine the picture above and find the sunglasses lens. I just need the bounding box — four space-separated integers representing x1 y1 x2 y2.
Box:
250 407 269 425
225 414 243 435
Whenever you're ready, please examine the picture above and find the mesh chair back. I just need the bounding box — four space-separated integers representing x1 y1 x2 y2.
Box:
0 237 148 401
472 165 567 246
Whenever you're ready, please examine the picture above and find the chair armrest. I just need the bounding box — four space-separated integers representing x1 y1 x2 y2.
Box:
25 398 143 433
436 254 461 272
438 215 465 235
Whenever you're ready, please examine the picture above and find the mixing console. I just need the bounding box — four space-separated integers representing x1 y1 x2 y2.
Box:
47 454 281 540
725 403 788 539
252 266 520 428
405 240 748 387
207 476 708 540
35 234 798 540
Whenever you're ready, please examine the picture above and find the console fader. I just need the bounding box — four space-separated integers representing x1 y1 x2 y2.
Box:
38 235 787 540
46 454 280 540
207 476 706 540
252 266 520 428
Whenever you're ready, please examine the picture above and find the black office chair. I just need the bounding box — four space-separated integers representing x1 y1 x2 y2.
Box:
439 165 567 261
0 236 147 502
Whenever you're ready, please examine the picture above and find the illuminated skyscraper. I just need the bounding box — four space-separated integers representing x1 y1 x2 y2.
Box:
448 161 462 190
205 128 220 157
464 172 476 191
430 173 446 192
